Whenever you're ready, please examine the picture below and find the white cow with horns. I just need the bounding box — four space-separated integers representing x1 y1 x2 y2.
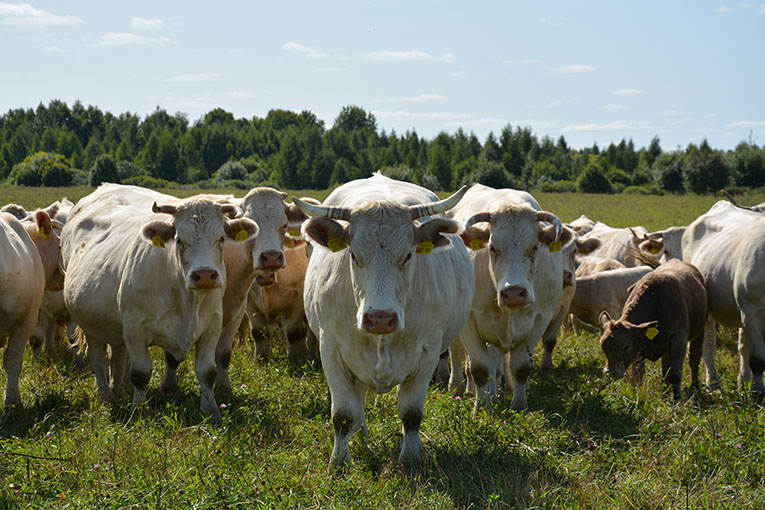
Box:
61 184 258 417
449 184 571 412
295 174 474 470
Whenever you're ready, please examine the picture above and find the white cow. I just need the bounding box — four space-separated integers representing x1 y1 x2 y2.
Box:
580 222 649 267
450 184 569 412
569 266 653 329
62 184 258 416
295 174 474 469
0 210 63 405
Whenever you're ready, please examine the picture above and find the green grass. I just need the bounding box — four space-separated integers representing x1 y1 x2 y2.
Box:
1 188 764 508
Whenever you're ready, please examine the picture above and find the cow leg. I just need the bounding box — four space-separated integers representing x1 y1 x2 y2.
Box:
507 342 535 411
3 322 34 406
251 310 272 361
124 340 152 410
109 344 128 399
462 328 501 415
195 328 221 419
541 303 568 371
703 321 721 390
434 350 450 388
397 359 435 470
87 338 115 402
741 317 765 400
737 327 753 390
159 350 180 398
215 311 243 398
661 334 686 401
285 323 309 362
306 326 319 362
447 337 466 395
688 331 704 391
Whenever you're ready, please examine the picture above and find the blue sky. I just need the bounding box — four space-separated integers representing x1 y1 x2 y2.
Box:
1 1 763 150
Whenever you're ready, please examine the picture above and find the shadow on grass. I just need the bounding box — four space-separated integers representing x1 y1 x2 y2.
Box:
0 392 91 439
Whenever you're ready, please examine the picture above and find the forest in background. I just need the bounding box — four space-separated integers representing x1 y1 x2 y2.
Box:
2 100 764 195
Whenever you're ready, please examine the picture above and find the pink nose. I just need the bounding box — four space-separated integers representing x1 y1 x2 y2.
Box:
191 268 219 289
563 269 574 287
259 250 284 269
362 310 399 334
500 285 530 308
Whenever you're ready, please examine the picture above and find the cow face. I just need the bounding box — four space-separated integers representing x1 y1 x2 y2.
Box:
24 210 65 291
142 199 258 291
566 235 601 287
302 201 462 335
599 311 658 379
635 226 685 263
461 205 570 309
241 188 314 286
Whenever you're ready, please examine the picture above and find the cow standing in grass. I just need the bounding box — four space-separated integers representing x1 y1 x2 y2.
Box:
295 174 474 470
62 184 257 417
599 259 707 400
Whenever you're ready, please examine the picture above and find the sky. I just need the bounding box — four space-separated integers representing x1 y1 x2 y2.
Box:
1 1 764 151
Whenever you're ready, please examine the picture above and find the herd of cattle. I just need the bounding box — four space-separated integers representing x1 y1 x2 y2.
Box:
1 174 764 469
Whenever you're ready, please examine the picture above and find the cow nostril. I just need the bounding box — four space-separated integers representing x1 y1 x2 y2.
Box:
192 273 201 282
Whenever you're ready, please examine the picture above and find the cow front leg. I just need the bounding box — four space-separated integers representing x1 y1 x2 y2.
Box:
215 310 243 398
125 340 153 411
741 317 765 401
3 323 34 406
461 326 499 415
195 328 221 419
447 337 466 395
159 350 181 398
688 330 704 391
703 321 721 389
507 342 535 411
663 333 687 401
87 337 115 402
109 344 128 399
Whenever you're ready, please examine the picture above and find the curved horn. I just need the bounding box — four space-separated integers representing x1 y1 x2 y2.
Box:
464 212 491 229
409 185 469 220
537 211 563 242
291 197 351 221
152 202 177 215
628 226 648 241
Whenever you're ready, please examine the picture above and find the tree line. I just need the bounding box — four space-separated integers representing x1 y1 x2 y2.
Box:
1 99 764 194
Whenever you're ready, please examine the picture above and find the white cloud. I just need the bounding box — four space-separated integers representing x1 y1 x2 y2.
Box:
146 93 219 111
613 88 644 95
760 3 765 14
660 110 693 117
372 110 472 121
372 94 447 104
97 32 172 46
361 50 455 63
451 71 467 76
599 104 630 111
715 6 733 12
563 120 654 132
166 73 219 83
544 100 561 109
725 120 765 128
44 45 65 53
227 90 257 99
282 41 328 59
549 64 594 74
0 2 82 26
447 117 507 128
130 17 165 30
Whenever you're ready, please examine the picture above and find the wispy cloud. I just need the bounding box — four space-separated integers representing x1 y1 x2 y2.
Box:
282 41 328 60
725 120 765 128
544 100 561 109
227 90 257 100
130 17 165 30
760 3 765 14
44 45 66 53
0 2 82 26
715 6 733 12
447 118 508 128
563 120 654 132
97 32 172 46
549 64 594 74
372 94 447 104
147 93 218 111
613 88 644 96
372 110 472 121
361 50 456 63
599 104 630 111
660 110 693 117
166 73 219 83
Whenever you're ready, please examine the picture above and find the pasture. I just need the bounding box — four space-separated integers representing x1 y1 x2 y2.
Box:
1 187 764 509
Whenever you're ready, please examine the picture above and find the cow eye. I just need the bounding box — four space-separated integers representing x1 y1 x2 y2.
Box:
489 245 500 256
623 344 630 352
217 236 225 245
401 253 412 266
176 238 184 247
280 224 288 233
351 253 360 266
529 245 538 257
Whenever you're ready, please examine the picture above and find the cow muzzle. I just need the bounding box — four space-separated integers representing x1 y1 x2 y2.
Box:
258 250 285 270
499 285 533 309
361 310 399 335
563 269 574 287
189 267 221 290
255 272 276 286
604 365 625 380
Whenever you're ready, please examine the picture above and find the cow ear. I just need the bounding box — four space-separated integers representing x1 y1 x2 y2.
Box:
35 210 54 240
304 217 349 252
576 236 601 255
286 202 310 224
640 239 663 255
225 218 259 243
460 225 490 250
538 224 568 247
599 311 612 329
143 220 176 248
414 218 461 254
44 201 60 220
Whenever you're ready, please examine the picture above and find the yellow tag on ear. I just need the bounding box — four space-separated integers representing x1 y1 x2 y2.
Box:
39 227 48 240
650 248 661 255
288 228 301 237
235 228 248 242
645 327 659 340
469 239 485 250
416 240 434 254
152 232 165 248
549 240 562 252
327 237 345 253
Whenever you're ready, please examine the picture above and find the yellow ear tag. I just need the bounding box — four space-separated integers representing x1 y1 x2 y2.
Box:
469 238 485 251
152 232 165 248
416 240 434 255
288 228 301 237
650 248 661 255
549 240 562 252
645 327 660 340
235 228 248 242
327 237 345 253
39 227 48 240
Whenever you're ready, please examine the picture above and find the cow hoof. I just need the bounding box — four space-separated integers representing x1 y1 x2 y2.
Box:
159 382 178 399
706 380 722 392
328 453 351 473
540 360 553 372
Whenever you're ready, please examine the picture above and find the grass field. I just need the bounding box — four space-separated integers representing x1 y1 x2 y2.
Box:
1 186 764 509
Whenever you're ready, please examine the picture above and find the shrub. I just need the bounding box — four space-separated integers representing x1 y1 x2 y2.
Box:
9 151 72 186
40 159 73 186
537 180 576 193
215 161 247 182
577 164 612 193
117 160 140 181
123 175 171 188
90 154 119 186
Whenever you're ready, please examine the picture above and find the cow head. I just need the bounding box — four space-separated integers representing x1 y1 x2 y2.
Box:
23 210 65 291
294 187 467 335
561 233 601 288
460 205 570 309
142 198 259 291
599 311 658 379
633 226 686 262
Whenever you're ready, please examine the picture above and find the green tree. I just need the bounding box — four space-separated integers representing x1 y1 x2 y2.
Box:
652 152 684 193
333 105 377 132
577 158 612 193
683 140 728 194
90 154 119 186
